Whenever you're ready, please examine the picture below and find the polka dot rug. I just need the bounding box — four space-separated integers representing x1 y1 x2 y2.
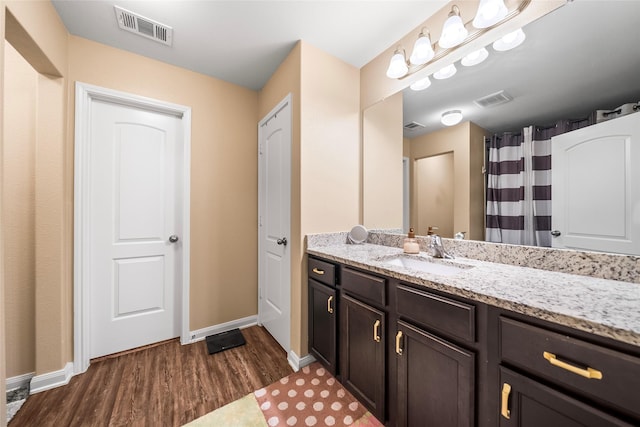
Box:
253 363 382 427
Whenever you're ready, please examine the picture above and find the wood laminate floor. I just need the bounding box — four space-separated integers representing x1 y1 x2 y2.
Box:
9 325 293 427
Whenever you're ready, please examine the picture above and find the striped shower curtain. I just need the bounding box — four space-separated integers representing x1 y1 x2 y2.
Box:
486 119 593 247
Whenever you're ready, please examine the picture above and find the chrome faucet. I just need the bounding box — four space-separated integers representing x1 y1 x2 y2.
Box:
429 234 454 259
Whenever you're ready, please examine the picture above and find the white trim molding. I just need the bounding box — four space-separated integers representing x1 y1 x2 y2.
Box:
30 363 74 394
189 315 258 343
287 351 316 372
73 82 192 374
6 372 34 392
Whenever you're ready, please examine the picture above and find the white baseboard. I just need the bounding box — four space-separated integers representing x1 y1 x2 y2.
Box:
287 350 316 372
188 315 258 343
29 362 74 394
6 372 35 392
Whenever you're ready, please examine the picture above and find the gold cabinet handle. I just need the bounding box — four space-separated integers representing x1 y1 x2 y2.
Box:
543 352 603 380
501 383 511 419
312 268 325 275
327 295 334 314
373 319 381 343
395 331 403 355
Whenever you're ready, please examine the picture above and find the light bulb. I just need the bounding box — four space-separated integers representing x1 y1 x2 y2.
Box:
410 31 435 65
439 6 468 49
473 0 508 28
461 48 489 66
493 28 526 51
410 76 432 91
433 64 457 80
386 50 409 78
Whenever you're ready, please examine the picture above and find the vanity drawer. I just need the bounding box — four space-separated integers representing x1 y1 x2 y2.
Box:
396 284 475 342
308 257 337 287
500 317 640 419
341 267 386 306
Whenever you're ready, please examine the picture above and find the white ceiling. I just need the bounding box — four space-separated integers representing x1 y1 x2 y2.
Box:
51 0 448 91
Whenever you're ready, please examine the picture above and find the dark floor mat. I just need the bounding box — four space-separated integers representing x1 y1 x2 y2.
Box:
205 328 246 354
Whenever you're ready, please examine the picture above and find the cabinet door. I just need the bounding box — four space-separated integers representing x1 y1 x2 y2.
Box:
396 320 475 427
499 367 634 427
340 294 385 422
308 279 337 374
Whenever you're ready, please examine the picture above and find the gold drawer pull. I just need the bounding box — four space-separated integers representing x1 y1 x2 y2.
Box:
327 296 334 314
395 331 403 355
543 352 603 380
501 383 511 419
312 267 325 275
373 319 381 343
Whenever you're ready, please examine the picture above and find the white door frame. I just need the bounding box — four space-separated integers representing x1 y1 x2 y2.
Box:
257 93 292 351
73 82 191 374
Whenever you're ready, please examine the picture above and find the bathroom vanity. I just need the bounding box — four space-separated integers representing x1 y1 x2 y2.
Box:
306 233 640 427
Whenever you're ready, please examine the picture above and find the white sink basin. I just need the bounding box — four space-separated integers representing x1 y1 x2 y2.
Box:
379 254 472 276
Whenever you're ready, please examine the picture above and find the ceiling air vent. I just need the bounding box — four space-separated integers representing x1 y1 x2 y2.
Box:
404 121 426 131
474 90 513 108
114 6 173 46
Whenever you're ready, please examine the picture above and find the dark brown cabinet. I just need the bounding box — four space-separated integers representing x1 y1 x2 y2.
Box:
340 293 386 422
307 255 640 427
499 367 634 427
395 319 475 427
497 315 640 426
308 278 337 374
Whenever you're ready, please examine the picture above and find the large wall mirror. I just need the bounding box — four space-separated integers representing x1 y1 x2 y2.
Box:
363 0 640 255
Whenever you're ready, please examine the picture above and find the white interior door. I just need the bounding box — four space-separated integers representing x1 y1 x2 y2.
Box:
552 112 640 255
88 100 182 358
258 95 292 353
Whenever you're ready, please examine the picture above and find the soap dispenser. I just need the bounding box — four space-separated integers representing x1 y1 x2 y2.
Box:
403 228 420 254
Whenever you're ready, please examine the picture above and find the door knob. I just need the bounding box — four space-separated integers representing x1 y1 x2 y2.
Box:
169 235 179 243
550 230 561 237
277 237 287 246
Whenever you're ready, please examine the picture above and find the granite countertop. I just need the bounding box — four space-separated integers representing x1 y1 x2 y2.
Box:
306 242 640 348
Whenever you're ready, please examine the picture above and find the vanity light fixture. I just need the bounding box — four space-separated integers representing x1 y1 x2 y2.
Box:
386 47 409 78
409 29 435 65
473 0 508 28
461 47 489 66
493 28 526 51
433 63 457 80
384 0 531 81
410 76 432 91
441 110 463 126
439 5 468 49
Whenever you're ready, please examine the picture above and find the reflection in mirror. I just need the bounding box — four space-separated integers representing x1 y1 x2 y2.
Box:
415 153 454 237
392 1 640 254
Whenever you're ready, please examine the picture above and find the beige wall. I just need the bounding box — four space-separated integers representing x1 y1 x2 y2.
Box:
4 0 70 378
469 122 489 240
362 92 403 229
68 36 260 331
3 41 37 378
300 42 360 354
258 41 360 357
409 122 488 240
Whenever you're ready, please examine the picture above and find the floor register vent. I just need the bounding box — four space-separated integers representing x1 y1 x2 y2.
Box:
114 6 173 46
